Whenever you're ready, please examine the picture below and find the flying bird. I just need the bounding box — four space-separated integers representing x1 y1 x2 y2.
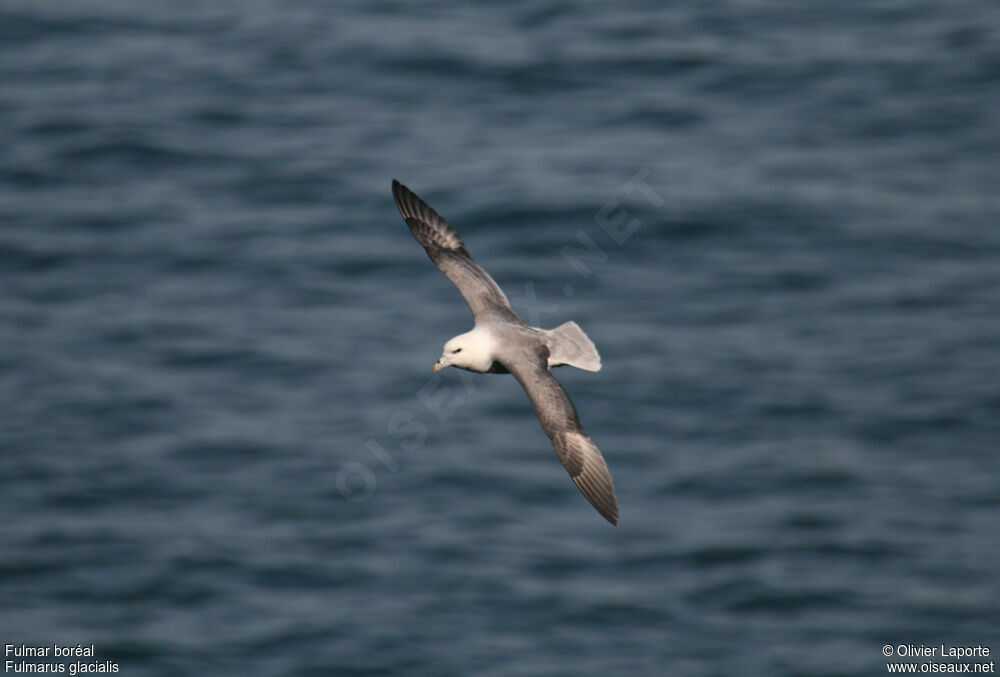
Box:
392 180 619 525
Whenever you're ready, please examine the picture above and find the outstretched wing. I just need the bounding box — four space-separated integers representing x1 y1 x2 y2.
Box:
507 356 619 525
392 180 512 319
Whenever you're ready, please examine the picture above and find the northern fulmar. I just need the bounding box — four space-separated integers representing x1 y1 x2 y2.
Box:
392 180 619 525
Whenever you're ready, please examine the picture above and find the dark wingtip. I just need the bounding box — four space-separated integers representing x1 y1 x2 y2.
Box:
575 476 619 526
391 179 419 221
391 179 407 202
594 492 620 526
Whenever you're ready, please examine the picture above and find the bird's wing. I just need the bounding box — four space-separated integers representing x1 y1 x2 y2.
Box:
507 355 619 525
392 180 512 320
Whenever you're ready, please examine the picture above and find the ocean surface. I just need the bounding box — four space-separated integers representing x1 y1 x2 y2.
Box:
2 2 999 675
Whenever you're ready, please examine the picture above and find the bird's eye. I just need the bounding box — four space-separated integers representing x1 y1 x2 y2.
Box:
453 348 462 353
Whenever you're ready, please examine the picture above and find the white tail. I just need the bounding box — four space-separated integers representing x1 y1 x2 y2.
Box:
545 321 602 372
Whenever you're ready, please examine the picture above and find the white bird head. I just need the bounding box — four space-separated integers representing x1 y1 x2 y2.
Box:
433 328 495 373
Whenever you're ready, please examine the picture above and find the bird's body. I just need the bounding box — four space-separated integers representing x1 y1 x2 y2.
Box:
392 180 619 525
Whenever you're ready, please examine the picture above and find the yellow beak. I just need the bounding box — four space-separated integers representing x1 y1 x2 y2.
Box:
433 362 444 372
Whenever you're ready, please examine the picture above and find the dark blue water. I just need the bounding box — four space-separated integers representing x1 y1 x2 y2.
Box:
2 2 999 675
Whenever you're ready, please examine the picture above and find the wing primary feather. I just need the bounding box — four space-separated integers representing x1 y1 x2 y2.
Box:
508 358 619 525
392 180 512 319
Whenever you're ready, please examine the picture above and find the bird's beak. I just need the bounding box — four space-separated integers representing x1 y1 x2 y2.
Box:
433 359 446 372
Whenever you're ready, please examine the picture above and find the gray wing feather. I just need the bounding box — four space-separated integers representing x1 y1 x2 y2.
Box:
392 180 512 319
507 355 619 525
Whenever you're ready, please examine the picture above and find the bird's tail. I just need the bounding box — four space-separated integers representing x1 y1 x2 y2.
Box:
545 321 602 372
